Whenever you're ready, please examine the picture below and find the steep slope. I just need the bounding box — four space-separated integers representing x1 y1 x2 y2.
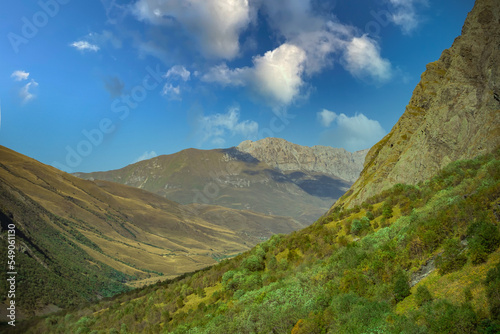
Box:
20 146 500 334
0 145 301 315
75 139 364 223
335 0 500 208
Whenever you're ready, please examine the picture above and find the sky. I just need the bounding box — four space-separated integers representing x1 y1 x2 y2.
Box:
0 0 475 173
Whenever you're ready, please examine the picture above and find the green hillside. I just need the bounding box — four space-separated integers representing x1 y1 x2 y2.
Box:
16 148 500 333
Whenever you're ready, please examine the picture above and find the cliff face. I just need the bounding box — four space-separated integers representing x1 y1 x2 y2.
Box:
237 138 368 183
335 0 500 208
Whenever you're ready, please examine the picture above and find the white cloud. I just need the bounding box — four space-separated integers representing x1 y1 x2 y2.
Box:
201 63 249 86
165 65 191 81
133 0 252 59
317 109 337 127
70 41 100 52
319 111 386 152
162 83 181 100
202 43 307 108
197 107 258 145
87 30 123 49
20 79 38 104
342 35 392 82
11 70 30 81
388 0 428 34
134 150 158 163
252 43 307 107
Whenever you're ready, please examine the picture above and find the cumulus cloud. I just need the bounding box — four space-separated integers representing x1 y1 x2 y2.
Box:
319 110 386 152
132 0 252 59
70 41 100 52
388 0 428 34
342 35 392 82
317 109 337 127
202 43 307 108
197 107 258 145
252 43 307 106
134 150 158 163
20 80 39 104
11 70 30 81
165 65 190 81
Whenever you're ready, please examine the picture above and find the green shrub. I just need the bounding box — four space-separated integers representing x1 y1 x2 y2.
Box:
468 221 500 265
366 211 375 221
243 255 265 272
415 285 433 306
393 270 411 303
485 262 500 321
436 238 467 275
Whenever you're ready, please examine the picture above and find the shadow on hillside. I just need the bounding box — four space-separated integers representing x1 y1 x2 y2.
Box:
287 172 352 199
221 148 260 164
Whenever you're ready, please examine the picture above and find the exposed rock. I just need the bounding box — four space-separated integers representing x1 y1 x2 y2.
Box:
335 0 500 208
237 137 368 183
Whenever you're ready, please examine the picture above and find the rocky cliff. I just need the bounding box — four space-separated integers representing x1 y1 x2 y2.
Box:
237 137 368 183
334 0 500 208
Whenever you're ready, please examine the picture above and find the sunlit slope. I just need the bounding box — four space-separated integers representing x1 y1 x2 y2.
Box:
0 145 301 316
20 148 500 333
76 145 354 223
334 0 500 209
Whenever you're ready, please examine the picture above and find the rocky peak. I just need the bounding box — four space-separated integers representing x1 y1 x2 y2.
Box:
335 0 500 208
237 137 368 183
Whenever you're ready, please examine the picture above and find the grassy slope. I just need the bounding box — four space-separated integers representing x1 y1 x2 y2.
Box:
76 148 348 223
19 149 500 333
0 146 302 318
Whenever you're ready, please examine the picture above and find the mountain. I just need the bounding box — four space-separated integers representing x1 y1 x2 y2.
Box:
334 0 500 209
237 138 368 183
8 1 500 332
75 138 367 223
0 145 302 316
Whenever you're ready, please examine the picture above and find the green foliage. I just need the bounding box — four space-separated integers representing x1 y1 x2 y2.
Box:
242 255 265 272
393 270 411 303
422 299 478 333
415 285 433 306
436 238 467 275
382 201 393 219
468 221 500 264
15 151 500 334
485 261 500 321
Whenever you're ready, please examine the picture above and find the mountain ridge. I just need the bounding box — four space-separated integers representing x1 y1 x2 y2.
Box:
334 0 500 209
75 138 367 223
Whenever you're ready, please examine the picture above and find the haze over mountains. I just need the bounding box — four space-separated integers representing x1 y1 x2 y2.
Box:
75 138 367 223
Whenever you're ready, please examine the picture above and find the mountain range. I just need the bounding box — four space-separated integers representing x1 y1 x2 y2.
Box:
0 145 303 317
75 138 367 223
2 0 499 332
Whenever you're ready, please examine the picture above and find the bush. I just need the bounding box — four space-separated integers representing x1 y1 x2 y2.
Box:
415 285 433 306
468 221 500 265
393 270 411 303
436 238 467 275
485 262 500 321
243 255 265 272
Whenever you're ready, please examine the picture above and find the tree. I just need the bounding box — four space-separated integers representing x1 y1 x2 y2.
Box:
393 270 411 303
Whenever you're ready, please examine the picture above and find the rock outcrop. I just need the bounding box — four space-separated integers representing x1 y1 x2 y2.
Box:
335 0 500 208
237 138 368 183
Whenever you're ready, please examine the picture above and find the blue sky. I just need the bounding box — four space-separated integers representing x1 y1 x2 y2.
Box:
0 0 475 173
